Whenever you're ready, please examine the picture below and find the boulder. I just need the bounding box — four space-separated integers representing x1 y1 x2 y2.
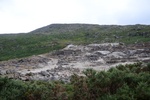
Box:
127 50 137 55
0 70 6 75
6 69 16 74
94 51 110 56
85 54 99 61
19 76 30 81
39 71 49 76
13 72 21 79
106 52 126 58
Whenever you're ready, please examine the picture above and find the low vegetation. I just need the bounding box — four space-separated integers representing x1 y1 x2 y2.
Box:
0 24 150 61
0 63 150 100
0 24 150 99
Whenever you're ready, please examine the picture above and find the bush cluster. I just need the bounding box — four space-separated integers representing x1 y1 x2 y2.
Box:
0 62 150 100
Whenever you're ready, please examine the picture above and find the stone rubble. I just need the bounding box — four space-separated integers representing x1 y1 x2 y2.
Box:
0 43 150 82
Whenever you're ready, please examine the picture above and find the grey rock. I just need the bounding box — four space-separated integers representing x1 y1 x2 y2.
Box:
19 77 29 81
94 51 110 56
6 69 16 74
40 71 49 76
106 52 126 58
126 50 137 56
85 54 99 61
10 72 21 79
0 70 6 75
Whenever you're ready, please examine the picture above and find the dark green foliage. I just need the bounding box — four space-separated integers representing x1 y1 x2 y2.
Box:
0 24 150 61
0 63 150 100
0 77 27 100
0 33 65 61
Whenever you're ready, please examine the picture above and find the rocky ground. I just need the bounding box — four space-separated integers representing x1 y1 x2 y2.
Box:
0 43 150 82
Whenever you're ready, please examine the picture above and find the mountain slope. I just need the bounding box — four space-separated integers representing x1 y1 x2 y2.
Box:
0 24 150 61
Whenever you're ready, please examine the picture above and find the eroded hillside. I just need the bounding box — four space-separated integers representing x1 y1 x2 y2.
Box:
0 24 150 61
0 42 150 82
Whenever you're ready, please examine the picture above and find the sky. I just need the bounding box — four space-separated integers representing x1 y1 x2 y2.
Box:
0 0 150 33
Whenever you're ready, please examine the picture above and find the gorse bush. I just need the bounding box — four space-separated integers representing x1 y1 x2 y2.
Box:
0 63 150 100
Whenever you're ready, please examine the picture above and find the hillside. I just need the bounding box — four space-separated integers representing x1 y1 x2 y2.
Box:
0 24 150 61
0 42 150 81
0 24 150 100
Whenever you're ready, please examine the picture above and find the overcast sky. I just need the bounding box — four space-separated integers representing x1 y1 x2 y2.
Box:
0 0 150 33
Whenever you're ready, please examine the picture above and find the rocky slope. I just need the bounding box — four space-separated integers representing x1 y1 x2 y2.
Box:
0 42 150 82
1 24 150 61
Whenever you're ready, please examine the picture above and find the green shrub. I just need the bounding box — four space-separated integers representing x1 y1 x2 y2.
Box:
0 63 150 99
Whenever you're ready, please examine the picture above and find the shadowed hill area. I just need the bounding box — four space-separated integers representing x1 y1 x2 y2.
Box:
0 24 150 61
29 24 98 34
